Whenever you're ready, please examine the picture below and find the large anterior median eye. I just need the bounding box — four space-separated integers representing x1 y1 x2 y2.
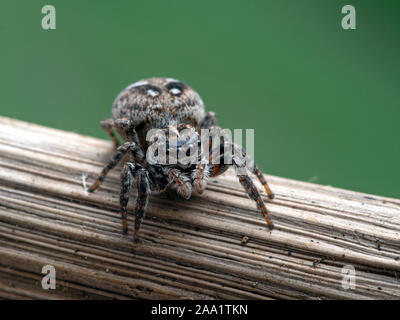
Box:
166 81 185 96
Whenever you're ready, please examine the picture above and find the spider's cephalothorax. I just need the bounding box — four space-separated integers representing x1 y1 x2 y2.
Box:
88 77 275 241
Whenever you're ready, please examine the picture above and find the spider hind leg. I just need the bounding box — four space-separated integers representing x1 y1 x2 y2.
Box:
238 174 274 230
100 118 120 148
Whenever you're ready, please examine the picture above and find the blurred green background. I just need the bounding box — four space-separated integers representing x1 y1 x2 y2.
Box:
1 0 399 198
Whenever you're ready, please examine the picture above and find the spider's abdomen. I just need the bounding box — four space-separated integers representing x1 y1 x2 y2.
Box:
111 77 206 130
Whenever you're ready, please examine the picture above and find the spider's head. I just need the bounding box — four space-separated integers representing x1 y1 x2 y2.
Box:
112 77 206 129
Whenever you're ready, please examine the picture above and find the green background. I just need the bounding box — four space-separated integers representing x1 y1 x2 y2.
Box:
1 0 399 198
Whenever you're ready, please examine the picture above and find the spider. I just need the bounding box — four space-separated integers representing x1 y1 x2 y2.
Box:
88 77 275 241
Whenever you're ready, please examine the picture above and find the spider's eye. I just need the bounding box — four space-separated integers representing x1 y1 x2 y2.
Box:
169 87 181 95
147 88 159 97
166 81 185 96
136 84 160 97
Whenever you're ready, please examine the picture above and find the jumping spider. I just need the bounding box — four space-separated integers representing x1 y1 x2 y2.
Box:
88 77 275 241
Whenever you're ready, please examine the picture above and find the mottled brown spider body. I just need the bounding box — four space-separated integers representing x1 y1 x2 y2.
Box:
111 78 206 149
113 78 205 126
89 77 275 241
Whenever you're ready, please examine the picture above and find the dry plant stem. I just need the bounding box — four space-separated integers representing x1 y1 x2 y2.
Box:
0 116 399 299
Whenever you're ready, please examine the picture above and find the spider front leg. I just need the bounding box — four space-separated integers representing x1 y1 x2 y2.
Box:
120 163 134 233
192 120 220 193
132 167 151 242
119 163 151 241
192 127 228 194
88 141 145 192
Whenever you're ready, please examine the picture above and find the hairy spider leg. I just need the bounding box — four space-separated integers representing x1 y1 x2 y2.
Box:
192 162 209 194
206 127 275 200
251 163 275 199
193 125 229 194
192 117 220 193
207 143 274 230
88 141 145 192
120 163 134 233
164 167 192 199
237 173 274 230
100 118 120 148
133 168 151 242
100 118 143 151
229 141 274 200
118 162 153 239
113 118 143 148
